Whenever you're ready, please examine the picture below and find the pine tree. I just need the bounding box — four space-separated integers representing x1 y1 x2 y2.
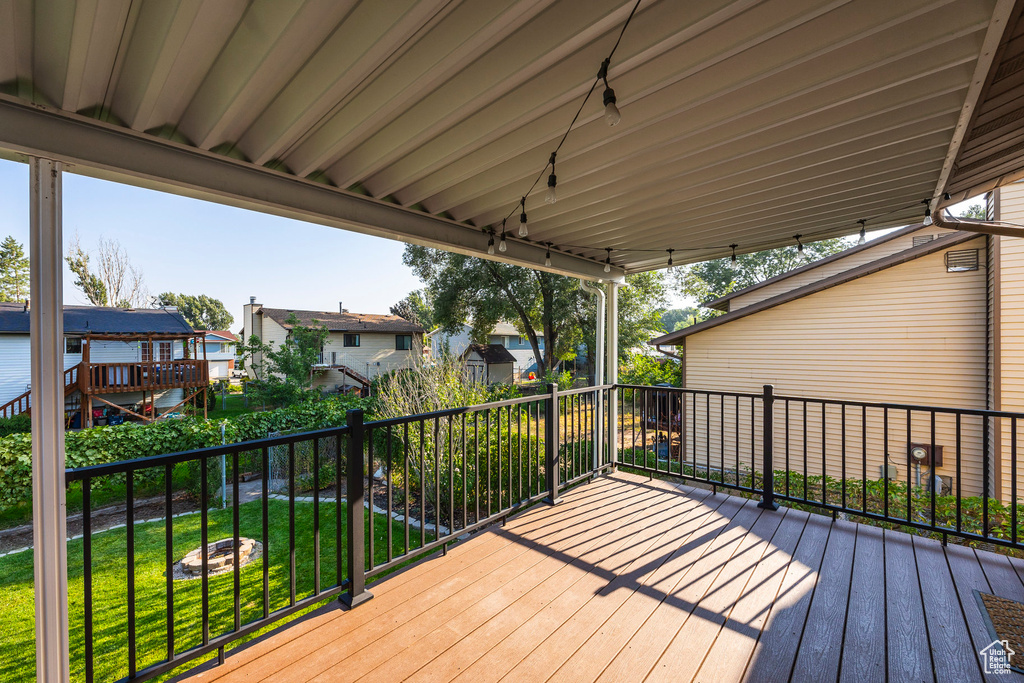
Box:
0 236 29 302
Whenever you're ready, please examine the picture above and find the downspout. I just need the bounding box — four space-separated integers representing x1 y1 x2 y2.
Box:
579 280 605 476
655 343 681 361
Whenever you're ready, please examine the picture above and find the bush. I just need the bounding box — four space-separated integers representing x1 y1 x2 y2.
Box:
0 394 370 510
0 414 31 438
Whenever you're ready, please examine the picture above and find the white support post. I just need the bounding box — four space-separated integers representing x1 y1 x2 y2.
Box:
606 282 619 469
30 157 69 682
579 281 605 474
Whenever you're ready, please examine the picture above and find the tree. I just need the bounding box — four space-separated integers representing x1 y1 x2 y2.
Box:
659 307 700 332
390 289 434 329
0 236 29 302
154 292 234 330
65 235 148 307
673 237 851 320
241 314 329 406
960 203 986 219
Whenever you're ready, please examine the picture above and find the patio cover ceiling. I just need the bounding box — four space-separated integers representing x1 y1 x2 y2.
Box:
1 0 1024 280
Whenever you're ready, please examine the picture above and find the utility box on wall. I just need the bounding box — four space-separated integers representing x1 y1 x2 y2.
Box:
909 443 943 467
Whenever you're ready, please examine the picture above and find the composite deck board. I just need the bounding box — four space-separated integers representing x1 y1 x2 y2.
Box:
741 511 832 683
912 536 983 683
885 529 934 683
789 519 858 682
179 473 1024 683
692 508 810 683
838 523 885 683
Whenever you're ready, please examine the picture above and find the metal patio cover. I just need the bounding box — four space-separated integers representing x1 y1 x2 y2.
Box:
1 0 1023 279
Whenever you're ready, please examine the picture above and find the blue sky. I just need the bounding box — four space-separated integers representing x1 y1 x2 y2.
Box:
0 158 425 330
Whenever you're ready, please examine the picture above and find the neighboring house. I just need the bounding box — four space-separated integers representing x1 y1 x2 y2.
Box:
191 330 237 380
651 184 1024 503
241 298 424 392
462 344 516 385
429 322 545 380
0 304 208 426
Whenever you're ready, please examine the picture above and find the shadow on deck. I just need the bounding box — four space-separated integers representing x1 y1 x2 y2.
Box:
179 472 1024 682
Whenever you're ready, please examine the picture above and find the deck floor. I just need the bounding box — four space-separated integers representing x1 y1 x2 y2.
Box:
182 472 1024 683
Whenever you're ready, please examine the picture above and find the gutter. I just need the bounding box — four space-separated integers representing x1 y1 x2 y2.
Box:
932 207 1024 238
655 343 681 360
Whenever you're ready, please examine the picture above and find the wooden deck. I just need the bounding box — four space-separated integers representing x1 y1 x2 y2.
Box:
181 472 1024 683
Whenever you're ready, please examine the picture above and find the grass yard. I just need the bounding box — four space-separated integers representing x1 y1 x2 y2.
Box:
0 498 431 683
203 394 257 419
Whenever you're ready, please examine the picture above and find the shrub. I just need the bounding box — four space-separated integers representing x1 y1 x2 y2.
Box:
0 414 31 438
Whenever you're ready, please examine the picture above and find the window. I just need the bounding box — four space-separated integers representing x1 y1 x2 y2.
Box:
945 249 980 272
518 336 524 346
142 341 172 362
65 337 82 354
206 342 220 353
396 334 413 351
501 335 509 347
344 333 360 347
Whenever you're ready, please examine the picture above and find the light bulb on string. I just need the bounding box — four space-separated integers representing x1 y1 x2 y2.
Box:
487 233 495 256
545 153 557 204
499 228 507 253
922 199 933 227
518 197 528 237
857 219 866 245
544 243 552 267
666 249 674 270
604 247 612 273
795 234 803 253
598 59 621 127
730 244 738 264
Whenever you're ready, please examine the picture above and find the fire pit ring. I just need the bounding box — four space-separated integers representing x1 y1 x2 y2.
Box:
174 537 261 580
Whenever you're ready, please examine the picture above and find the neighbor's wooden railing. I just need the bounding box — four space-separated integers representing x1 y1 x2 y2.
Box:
79 360 208 394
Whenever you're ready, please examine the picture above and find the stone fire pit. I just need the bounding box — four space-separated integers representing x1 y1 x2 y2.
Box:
174 537 261 580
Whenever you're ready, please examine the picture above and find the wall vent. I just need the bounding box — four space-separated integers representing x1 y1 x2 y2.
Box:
945 249 980 272
912 235 935 246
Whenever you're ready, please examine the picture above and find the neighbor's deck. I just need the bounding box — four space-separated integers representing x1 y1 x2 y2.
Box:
182 472 1024 683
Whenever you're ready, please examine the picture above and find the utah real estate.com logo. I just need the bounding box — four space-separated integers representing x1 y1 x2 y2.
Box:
980 639 1015 675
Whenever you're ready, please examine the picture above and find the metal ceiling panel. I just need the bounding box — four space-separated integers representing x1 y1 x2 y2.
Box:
1 0 1022 276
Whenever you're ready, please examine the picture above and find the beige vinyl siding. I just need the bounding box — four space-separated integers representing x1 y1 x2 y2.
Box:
312 331 421 391
994 182 1024 503
683 237 988 497
727 227 954 312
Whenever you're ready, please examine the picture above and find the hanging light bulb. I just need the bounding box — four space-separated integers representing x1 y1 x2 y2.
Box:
545 153 557 204
487 233 495 256
518 197 528 237
499 231 507 253
604 247 612 273
666 249 674 269
598 59 621 127
794 234 803 253
857 219 867 245
922 199 933 227
544 243 552 267
730 244 738 263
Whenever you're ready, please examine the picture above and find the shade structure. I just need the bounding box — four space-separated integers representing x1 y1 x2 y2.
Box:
2 0 1024 277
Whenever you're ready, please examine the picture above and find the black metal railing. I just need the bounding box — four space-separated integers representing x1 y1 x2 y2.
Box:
64 384 613 682
616 383 1024 550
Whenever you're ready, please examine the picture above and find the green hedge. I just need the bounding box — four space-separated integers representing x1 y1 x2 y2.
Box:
0 395 369 510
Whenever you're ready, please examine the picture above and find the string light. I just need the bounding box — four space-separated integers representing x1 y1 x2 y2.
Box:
598 58 621 126
545 153 557 205
499 220 508 253
604 247 612 273
922 198 932 226
544 243 552 267
730 244 738 263
666 248 674 268
518 197 529 237
857 219 866 245
794 234 803 253
487 231 495 256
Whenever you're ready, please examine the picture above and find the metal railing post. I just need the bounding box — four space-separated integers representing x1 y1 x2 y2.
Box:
592 387 603 478
758 384 779 511
546 383 562 505
341 409 373 608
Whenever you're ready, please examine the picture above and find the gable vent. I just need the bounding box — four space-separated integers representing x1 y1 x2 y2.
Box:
945 249 979 272
913 235 935 246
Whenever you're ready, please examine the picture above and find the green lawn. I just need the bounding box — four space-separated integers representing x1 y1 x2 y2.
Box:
203 393 257 419
0 498 430 683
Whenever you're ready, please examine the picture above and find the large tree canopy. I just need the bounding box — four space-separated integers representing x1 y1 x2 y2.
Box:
65 236 148 308
154 292 234 330
404 245 667 380
673 237 850 321
390 289 435 330
0 236 29 302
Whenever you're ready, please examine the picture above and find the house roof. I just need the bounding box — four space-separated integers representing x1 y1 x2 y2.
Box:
463 344 517 365
0 303 194 336
198 330 238 342
426 322 543 339
703 224 931 312
260 307 424 334
650 231 981 346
